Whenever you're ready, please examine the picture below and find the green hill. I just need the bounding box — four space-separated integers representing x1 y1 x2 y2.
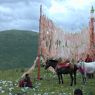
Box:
0 30 38 69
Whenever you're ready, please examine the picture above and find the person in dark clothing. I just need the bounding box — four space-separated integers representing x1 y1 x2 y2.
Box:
85 54 92 62
74 89 83 95
24 74 32 88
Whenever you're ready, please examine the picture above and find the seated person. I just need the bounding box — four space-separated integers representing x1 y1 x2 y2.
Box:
19 74 32 88
24 74 32 88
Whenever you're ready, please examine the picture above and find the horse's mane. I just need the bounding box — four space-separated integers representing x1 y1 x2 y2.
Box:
49 59 58 63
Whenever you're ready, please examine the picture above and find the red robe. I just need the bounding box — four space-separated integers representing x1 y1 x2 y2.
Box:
85 57 92 62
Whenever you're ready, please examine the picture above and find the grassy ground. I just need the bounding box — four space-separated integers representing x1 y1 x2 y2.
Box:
0 67 95 95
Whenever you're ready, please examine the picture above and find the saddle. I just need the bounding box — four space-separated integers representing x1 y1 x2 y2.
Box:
57 63 70 69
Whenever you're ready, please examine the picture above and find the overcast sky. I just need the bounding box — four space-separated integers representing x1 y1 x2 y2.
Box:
0 0 95 32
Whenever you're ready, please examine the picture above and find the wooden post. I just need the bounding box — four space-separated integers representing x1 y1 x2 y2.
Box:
37 5 42 80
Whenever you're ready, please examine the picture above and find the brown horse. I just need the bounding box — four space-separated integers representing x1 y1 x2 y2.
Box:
45 59 78 86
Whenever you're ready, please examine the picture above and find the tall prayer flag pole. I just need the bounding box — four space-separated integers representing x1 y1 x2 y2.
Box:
37 5 42 80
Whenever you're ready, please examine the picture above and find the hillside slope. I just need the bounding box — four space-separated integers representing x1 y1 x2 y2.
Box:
0 30 38 69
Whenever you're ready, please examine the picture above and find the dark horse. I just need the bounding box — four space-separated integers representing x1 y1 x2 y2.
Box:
45 59 78 86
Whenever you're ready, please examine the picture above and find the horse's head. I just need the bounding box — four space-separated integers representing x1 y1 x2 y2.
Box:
45 59 50 69
45 59 58 69
76 61 84 68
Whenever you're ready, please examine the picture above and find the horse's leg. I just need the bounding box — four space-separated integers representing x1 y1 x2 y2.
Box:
74 72 76 85
58 74 61 84
82 73 86 84
87 73 91 79
91 73 94 78
84 77 86 84
82 74 85 84
92 73 94 78
60 74 63 84
84 72 87 84
70 73 73 86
